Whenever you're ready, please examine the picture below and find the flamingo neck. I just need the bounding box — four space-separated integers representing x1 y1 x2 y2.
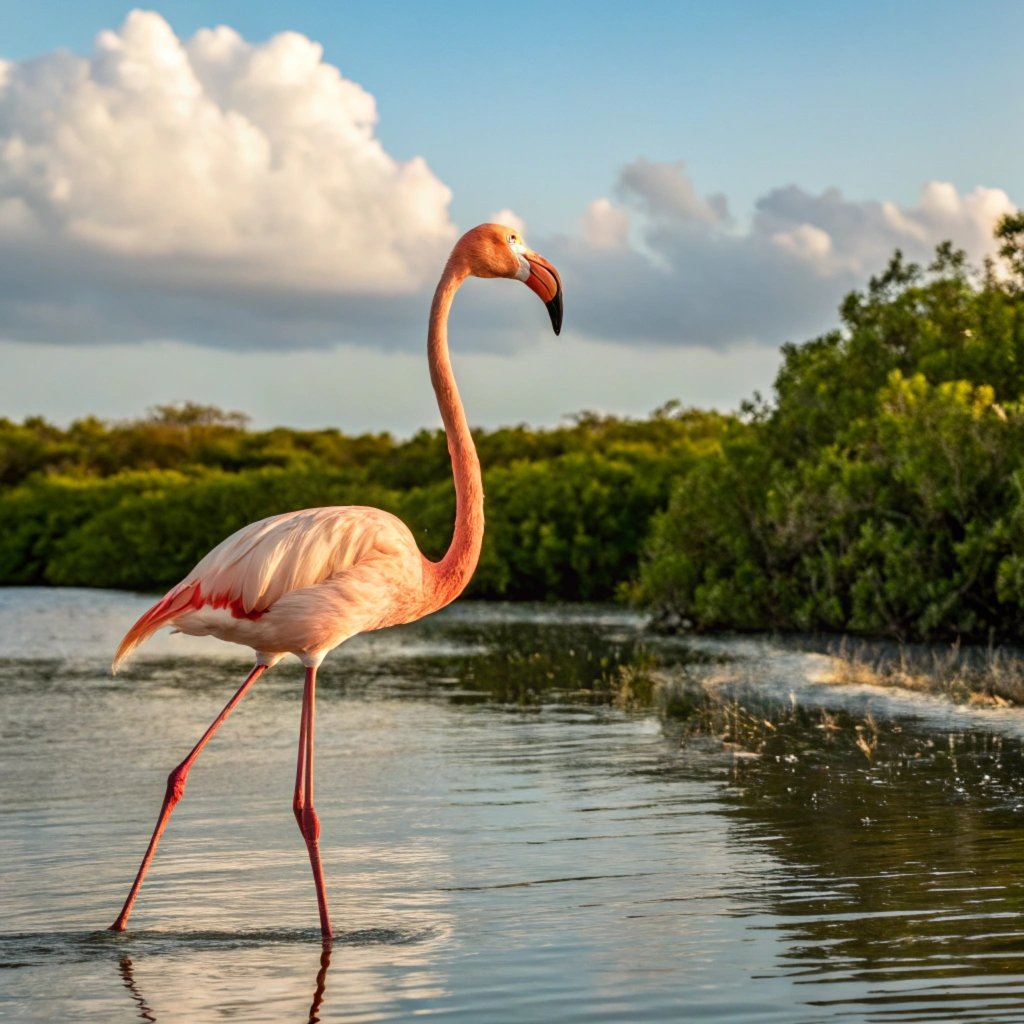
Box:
424 257 484 610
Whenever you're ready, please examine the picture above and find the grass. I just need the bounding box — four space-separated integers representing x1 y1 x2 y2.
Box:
617 632 1024 763
649 670 889 764
824 637 1024 706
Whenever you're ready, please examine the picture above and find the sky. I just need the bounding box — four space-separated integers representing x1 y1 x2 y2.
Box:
1 0 1022 434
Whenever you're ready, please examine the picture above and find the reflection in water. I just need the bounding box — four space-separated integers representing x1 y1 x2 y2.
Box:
308 943 331 1024
4 590 1024 1022
115 940 334 1024
674 690 1024 1020
118 957 156 1022
99 929 442 1024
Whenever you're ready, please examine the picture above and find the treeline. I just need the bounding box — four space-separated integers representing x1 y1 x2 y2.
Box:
5 215 1024 643
638 217 1024 642
0 401 731 600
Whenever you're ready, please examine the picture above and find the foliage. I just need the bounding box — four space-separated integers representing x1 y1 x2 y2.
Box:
638 225 1024 641
0 404 728 600
7 217 1024 642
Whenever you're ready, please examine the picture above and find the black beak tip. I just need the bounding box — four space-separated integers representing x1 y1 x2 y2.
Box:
546 291 563 336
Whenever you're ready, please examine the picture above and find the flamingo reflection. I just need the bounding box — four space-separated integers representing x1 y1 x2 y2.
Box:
118 957 156 1022
115 942 333 1022
308 943 332 1023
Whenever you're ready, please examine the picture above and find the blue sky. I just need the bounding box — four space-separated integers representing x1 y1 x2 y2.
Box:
1 1 1022 432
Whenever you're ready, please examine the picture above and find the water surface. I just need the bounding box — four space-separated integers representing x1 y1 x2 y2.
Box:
2 588 1024 1022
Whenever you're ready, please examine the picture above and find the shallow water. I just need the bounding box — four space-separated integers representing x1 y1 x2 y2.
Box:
2 588 1024 1022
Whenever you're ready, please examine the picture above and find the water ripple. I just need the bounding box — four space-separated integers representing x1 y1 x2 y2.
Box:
4 591 1024 1022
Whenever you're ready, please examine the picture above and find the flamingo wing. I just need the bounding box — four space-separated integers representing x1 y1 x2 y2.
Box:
112 506 421 671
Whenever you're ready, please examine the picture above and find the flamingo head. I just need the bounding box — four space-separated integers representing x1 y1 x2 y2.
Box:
456 223 563 335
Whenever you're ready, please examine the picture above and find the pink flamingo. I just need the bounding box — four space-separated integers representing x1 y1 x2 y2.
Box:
108 224 563 939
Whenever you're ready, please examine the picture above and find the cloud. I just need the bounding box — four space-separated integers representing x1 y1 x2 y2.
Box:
0 17 1017 365
754 180 1016 278
553 160 1017 351
0 10 455 347
487 208 526 235
579 199 630 250
618 158 728 225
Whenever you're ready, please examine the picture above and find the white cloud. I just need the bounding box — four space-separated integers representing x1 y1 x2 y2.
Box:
553 160 1018 352
618 157 728 224
0 10 455 305
753 180 1015 278
770 223 834 267
0 15 1017 388
914 182 1015 254
487 208 526 235
579 198 630 250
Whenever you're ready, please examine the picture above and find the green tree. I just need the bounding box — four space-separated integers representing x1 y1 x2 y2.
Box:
639 227 1024 642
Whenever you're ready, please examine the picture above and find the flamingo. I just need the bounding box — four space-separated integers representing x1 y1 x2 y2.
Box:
108 223 563 940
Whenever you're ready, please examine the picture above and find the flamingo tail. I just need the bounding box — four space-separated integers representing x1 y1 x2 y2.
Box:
112 583 201 674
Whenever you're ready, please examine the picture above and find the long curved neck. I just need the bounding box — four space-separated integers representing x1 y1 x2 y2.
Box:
424 256 484 610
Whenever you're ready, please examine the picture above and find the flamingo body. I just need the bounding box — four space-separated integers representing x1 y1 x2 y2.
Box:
114 505 430 670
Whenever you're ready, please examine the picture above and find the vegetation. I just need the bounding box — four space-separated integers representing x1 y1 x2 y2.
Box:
0 401 730 599
3 214 1024 646
823 637 1024 706
637 216 1024 643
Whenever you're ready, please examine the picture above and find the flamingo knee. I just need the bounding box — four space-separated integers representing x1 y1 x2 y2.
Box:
165 762 190 809
299 805 321 843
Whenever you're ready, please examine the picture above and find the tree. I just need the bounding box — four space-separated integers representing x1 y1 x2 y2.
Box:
639 230 1024 642
996 211 1024 289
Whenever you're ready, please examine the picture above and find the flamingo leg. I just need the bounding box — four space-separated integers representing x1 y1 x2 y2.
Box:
110 662 268 931
294 665 333 940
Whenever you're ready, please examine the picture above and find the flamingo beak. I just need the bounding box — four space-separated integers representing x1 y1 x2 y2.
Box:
523 251 563 335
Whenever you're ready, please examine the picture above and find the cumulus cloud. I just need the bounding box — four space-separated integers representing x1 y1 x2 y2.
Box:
553 159 1017 351
487 208 526 235
0 16 1017 365
754 180 1016 278
618 158 728 225
579 198 630 250
0 10 455 348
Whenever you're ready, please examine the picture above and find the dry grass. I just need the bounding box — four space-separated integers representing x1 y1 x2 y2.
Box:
653 674 888 764
825 638 1024 706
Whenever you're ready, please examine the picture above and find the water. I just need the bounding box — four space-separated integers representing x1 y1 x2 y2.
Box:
2 588 1024 1022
